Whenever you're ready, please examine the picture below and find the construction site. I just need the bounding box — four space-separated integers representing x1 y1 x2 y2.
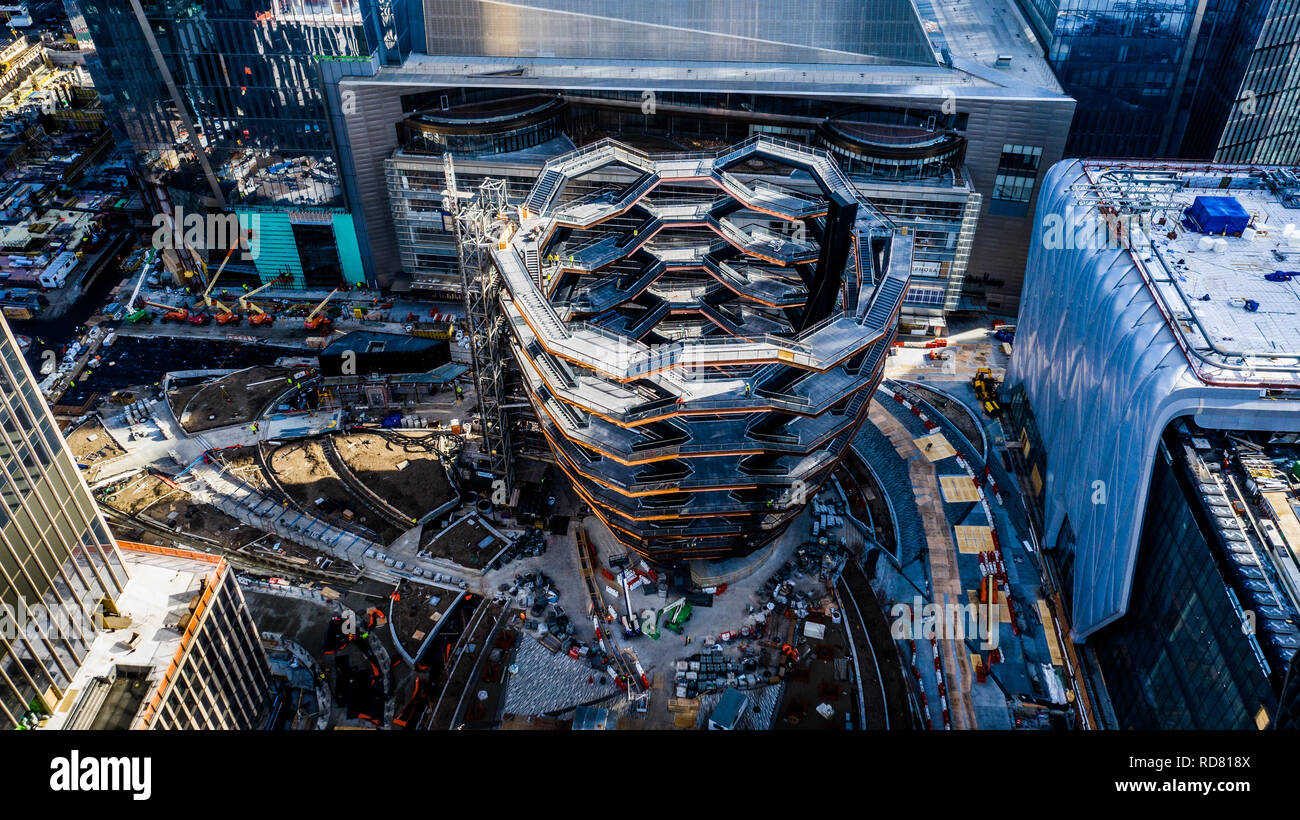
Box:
35 130 1091 733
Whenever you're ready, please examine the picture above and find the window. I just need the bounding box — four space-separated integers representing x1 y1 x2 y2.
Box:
904 284 946 306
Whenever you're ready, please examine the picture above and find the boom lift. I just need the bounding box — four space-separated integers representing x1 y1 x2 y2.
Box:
238 278 281 326
212 301 241 325
199 241 242 310
303 288 339 331
141 300 191 324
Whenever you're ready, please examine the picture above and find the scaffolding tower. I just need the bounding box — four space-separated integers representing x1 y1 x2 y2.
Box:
442 154 515 493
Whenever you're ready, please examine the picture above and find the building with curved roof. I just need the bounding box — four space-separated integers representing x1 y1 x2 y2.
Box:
1007 158 1300 728
494 136 909 560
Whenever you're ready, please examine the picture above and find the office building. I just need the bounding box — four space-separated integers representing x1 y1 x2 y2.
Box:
386 91 980 332
42 542 273 730
0 316 271 729
0 314 127 729
66 0 411 289
497 136 909 560
321 0 1072 315
1017 0 1300 163
1006 159 1300 728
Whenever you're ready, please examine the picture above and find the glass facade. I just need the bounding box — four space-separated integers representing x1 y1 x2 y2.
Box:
69 0 388 208
419 0 937 65
1026 0 1300 163
144 565 271 730
0 317 128 730
1091 428 1277 730
387 88 979 318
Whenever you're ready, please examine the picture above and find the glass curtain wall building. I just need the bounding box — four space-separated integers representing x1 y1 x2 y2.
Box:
385 90 981 331
42 543 273 731
331 0 1072 315
66 0 410 288
1017 0 1300 163
0 315 128 730
1006 159 1300 729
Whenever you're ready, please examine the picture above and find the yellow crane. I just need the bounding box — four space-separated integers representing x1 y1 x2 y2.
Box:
199 241 242 308
238 278 282 325
303 288 339 331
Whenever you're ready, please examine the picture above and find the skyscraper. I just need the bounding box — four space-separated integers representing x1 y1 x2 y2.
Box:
0 315 128 729
42 542 273 730
1018 0 1300 163
1006 159 1300 728
66 0 409 289
0 316 271 730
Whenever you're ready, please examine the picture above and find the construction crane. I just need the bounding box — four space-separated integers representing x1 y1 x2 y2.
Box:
303 288 339 331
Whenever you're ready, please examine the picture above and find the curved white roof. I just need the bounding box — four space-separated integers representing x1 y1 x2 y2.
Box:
1008 159 1300 639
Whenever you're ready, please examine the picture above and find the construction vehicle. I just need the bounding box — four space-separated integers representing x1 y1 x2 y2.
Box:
142 300 190 324
124 308 152 324
237 277 284 326
972 367 1001 417
303 288 339 331
248 306 275 326
212 301 240 325
186 311 210 325
662 598 692 634
198 241 241 309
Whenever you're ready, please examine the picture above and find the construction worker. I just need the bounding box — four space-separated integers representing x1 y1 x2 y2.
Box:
744 382 752 396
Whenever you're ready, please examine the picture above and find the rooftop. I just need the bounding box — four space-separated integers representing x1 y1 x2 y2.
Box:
369 47 1067 102
1079 160 1300 388
43 543 224 730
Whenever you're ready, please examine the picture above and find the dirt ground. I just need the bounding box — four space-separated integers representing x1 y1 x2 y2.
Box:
391 578 463 660
419 514 505 569
212 446 270 491
333 432 457 519
62 417 126 479
267 439 402 543
172 366 296 433
102 474 263 547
